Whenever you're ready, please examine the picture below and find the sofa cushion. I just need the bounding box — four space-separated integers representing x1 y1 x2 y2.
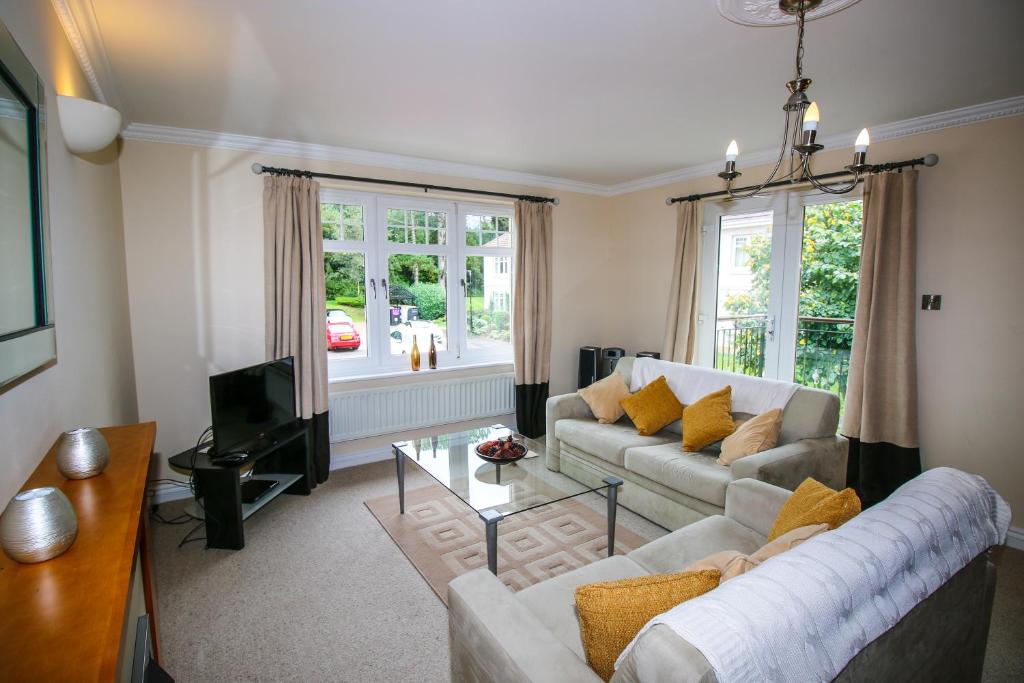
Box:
619 375 683 436
779 386 840 444
628 514 764 574
624 442 733 507
575 569 721 681
682 386 736 451
555 419 675 468
515 555 649 659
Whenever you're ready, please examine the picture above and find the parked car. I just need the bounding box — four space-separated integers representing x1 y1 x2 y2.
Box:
327 309 361 351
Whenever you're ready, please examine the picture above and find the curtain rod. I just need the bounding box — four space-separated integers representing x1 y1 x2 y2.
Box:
665 154 939 205
250 163 559 205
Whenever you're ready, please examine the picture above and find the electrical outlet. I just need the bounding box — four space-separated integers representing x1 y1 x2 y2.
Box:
922 294 942 310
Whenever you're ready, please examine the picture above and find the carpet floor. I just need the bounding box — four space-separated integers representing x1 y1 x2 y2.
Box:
151 459 1024 682
365 483 652 604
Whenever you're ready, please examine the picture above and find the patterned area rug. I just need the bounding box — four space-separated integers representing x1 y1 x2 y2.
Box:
365 483 651 605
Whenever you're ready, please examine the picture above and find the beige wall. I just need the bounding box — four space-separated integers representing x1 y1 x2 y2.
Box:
0 2 137 504
605 115 1024 525
117 141 616 477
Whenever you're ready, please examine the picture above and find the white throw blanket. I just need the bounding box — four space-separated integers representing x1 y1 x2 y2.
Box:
615 467 1011 682
630 357 799 415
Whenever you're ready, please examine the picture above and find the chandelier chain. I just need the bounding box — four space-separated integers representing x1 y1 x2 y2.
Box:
795 2 806 79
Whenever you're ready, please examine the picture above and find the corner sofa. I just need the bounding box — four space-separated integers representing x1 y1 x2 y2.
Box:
448 477 999 683
545 357 848 530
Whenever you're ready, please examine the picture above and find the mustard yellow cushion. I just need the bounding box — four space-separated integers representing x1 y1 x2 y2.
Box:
619 375 683 436
681 386 736 451
768 478 862 541
718 408 783 465
578 373 631 424
574 569 721 681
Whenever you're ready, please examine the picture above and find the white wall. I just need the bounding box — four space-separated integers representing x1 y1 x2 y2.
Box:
0 2 137 504
605 115 1024 526
117 141 616 478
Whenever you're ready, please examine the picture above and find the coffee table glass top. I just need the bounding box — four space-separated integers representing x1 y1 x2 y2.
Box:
393 424 608 517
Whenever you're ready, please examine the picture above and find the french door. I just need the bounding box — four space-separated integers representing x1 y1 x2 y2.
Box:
697 188 863 404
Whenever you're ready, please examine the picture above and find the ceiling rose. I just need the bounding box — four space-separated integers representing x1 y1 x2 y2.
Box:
716 0 863 26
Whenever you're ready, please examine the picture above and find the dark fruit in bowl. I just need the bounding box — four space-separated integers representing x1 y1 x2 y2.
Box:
476 435 526 460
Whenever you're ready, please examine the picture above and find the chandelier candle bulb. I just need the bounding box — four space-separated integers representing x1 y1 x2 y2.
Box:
726 140 738 162
802 102 820 131
855 128 870 153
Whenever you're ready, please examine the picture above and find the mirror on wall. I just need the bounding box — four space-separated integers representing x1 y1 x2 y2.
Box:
0 19 55 390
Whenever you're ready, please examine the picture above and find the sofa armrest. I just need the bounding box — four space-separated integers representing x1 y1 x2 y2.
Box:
449 569 602 683
545 392 594 471
729 435 849 492
724 478 792 538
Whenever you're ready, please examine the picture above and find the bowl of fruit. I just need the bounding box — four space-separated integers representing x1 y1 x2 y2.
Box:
475 435 528 464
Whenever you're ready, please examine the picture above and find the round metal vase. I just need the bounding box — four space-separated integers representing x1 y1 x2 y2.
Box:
0 487 79 563
56 427 110 479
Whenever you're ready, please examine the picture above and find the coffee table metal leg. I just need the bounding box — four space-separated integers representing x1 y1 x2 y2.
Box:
395 446 405 514
603 476 624 557
480 509 504 575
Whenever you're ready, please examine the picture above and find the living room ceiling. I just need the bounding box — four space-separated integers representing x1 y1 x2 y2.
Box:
84 0 1024 186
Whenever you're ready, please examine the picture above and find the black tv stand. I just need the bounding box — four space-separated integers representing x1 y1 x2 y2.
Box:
168 421 312 549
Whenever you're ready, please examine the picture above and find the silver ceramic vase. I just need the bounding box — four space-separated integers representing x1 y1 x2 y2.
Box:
0 487 78 563
56 427 110 479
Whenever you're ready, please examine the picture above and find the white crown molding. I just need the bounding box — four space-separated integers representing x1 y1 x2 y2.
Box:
122 95 1024 198
604 94 1024 196
120 122 610 196
49 0 125 115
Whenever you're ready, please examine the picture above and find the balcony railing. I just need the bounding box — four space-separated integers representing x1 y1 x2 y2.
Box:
714 315 854 410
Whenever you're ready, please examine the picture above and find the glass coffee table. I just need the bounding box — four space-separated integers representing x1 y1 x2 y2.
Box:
393 424 623 574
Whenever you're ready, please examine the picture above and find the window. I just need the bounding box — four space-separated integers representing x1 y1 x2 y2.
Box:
698 189 863 420
732 235 751 269
322 191 514 379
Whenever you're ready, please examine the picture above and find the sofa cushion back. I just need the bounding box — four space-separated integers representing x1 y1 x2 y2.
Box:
778 386 840 444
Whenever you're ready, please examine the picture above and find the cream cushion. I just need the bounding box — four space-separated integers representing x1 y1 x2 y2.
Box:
684 523 828 581
718 408 783 465
578 373 631 424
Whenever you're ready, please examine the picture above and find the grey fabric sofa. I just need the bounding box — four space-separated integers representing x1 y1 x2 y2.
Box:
545 357 848 530
448 478 997 683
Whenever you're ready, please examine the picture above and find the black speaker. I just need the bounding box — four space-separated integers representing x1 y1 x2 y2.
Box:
578 346 601 389
636 351 661 360
599 347 625 379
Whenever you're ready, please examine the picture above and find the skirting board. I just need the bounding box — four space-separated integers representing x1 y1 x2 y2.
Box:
1005 526 1024 551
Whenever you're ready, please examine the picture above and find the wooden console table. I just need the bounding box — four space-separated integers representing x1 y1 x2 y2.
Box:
0 422 162 681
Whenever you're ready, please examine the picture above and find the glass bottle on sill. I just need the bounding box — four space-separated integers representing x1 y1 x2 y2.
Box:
411 335 421 371
429 334 437 370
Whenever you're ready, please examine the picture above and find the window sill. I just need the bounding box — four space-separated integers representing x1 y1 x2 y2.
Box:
329 360 513 385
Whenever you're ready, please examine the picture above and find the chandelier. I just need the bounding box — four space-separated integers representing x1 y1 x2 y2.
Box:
718 0 870 197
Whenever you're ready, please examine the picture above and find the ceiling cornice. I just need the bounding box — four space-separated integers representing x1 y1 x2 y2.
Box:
49 0 124 114
119 123 610 196
121 95 1024 198
605 95 1024 196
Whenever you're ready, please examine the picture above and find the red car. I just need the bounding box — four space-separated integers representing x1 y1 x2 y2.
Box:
327 310 361 351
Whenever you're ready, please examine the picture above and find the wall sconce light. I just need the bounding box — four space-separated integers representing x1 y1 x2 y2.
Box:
56 95 121 154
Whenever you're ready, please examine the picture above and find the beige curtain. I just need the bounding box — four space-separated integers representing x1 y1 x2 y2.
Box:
263 175 330 482
842 170 920 504
662 201 702 362
512 200 553 437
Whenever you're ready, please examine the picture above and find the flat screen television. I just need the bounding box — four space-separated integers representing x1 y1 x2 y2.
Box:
209 356 297 456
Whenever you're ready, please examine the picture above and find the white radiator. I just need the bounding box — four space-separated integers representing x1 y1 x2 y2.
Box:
328 373 516 442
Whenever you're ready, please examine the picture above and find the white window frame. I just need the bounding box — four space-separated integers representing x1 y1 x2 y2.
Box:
697 185 862 381
321 190 515 379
